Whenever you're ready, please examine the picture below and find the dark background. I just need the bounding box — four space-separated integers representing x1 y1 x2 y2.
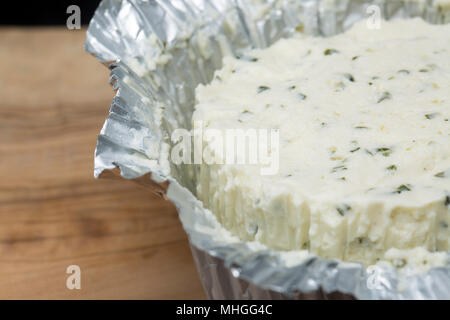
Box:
0 0 102 25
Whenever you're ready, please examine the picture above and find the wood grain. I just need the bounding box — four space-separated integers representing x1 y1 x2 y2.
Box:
0 27 205 299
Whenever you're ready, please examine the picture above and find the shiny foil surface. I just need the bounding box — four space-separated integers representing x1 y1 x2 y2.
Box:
86 0 450 299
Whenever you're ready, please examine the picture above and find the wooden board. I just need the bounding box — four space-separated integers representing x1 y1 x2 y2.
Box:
0 27 205 299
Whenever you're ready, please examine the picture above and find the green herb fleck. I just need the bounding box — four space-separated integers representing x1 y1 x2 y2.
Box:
393 259 406 268
357 237 370 246
336 204 351 216
352 56 359 61
386 165 397 171
332 165 348 173
257 86 270 93
302 241 310 250
324 48 339 56
355 126 368 129
298 93 307 100
425 113 439 120
295 24 304 33
376 147 392 157
377 91 392 103
350 147 360 153
397 69 410 75
435 171 445 178
395 184 411 194
344 73 355 82
236 54 258 62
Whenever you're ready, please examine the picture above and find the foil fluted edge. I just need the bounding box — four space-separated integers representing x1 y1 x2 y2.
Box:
86 0 450 299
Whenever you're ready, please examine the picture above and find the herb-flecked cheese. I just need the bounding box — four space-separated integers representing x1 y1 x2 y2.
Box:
193 18 450 268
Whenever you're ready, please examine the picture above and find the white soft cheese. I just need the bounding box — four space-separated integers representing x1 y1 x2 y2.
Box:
192 18 450 267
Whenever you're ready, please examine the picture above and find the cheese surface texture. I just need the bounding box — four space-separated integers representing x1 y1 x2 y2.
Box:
193 19 450 267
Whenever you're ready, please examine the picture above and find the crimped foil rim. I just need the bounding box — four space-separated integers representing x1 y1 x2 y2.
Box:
86 0 450 299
